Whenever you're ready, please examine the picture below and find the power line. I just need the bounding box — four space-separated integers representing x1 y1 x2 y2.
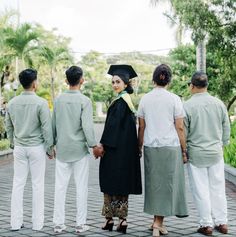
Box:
69 48 174 55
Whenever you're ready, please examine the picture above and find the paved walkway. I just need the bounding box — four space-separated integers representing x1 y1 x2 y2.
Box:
0 124 236 237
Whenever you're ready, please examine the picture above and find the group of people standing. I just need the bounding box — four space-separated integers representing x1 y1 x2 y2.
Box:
5 63 230 237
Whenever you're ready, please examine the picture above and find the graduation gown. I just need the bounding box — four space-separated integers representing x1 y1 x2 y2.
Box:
99 96 142 196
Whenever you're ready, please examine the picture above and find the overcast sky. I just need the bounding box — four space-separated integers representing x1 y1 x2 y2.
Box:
0 0 191 56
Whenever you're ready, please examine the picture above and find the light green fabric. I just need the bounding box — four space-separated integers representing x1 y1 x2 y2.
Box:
144 146 188 217
5 91 53 154
52 90 97 162
184 92 230 168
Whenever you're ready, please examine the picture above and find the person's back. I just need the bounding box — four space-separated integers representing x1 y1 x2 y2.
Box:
7 92 51 148
5 68 53 232
52 66 96 234
53 91 95 162
184 91 230 168
139 87 183 147
184 93 229 160
184 72 230 236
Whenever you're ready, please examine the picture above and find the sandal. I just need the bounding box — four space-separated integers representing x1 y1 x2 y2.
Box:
102 218 114 231
117 219 128 234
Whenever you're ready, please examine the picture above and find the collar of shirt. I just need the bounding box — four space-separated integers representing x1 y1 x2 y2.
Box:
65 90 81 94
21 91 36 95
153 87 167 93
192 92 209 97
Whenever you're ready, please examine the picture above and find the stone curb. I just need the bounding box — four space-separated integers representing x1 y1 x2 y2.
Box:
225 163 236 186
0 149 13 161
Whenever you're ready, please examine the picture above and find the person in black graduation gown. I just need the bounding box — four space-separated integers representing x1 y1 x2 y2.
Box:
94 65 142 234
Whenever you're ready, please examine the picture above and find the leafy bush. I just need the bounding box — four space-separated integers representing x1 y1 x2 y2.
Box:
224 121 236 168
0 116 5 134
0 139 10 151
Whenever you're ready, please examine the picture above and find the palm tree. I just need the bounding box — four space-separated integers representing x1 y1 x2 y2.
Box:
39 46 73 100
150 0 185 46
151 0 206 72
4 23 39 76
0 10 16 96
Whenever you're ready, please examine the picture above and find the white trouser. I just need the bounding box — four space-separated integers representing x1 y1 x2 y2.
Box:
11 145 46 230
188 159 227 227
53 156 89 226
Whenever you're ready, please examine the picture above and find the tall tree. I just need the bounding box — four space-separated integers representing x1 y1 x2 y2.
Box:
4 23 39 76
38 46 73 100
150 0 186 46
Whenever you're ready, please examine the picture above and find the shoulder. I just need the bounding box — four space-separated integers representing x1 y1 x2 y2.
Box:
139 90 154 103
166 90 182 102
209 95 226 110
183 96 194 109
7 95 22 107
36 96 49 107
80 93 91 102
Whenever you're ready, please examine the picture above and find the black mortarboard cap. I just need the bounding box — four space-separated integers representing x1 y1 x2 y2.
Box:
107 64 137 80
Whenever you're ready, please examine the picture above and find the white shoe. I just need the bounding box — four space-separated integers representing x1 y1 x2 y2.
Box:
75 224 90 233
11 224 24 231
32 225 43 231
54 225 66 233
32 224 44 231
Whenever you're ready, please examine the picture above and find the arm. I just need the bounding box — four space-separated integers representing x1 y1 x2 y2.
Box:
175 117 188 163
222 106 230 146
138 117 145 157
52 102 57 146
81 99 97 147
39 101 54 156
5 108 14 148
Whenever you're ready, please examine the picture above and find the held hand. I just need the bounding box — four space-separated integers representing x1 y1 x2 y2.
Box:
47 148 56 160
182 152 188 164
138 147 142 158
93 144 105 159
46 152 54 159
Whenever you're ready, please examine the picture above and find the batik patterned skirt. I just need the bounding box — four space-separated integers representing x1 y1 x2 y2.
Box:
102 194 128 219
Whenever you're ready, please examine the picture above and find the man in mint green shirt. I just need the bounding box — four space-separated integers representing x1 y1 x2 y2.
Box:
184 72 230 236
52 66 97 234
5 69 53 231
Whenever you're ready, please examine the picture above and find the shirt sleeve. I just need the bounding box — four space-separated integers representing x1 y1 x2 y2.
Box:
221 104 230 146
5 107 14 147
183 103 190 139
174 96 185 119
52 101 57 146
81 99 97 147
137 98 145 119
39 100 54 155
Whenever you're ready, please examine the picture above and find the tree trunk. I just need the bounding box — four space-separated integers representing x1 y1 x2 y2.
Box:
227 95 236 112
196 39 206 73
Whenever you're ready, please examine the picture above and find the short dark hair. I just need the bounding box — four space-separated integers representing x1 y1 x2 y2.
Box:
152 64 172 86
191 71 208 88
65 66 83 86
19 69 37 89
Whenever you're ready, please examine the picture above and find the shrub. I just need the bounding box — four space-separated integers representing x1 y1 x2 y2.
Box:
0 139 10 151
224 121 236 168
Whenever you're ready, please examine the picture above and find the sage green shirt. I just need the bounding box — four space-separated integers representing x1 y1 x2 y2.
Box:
184 92 230 168
52 90 97 162
5 91 53 154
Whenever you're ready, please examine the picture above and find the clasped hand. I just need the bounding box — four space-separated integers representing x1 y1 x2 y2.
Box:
93 144 105 159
